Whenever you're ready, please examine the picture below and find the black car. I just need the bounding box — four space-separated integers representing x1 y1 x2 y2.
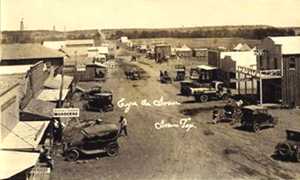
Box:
85 92 114 112
81 86 102 100
63 122 120 161
275 129 300 162
240 105 278 132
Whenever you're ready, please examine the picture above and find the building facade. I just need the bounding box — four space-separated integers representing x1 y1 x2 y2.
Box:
260 36 300 107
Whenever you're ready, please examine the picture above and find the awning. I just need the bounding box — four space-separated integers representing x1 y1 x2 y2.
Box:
0 150 39 180
44 75 73 89
21 99 56 120
0 120 49 150
197 65 218 70
37 89 69 102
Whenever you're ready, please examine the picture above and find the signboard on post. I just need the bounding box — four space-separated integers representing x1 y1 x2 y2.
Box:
53 108 80 118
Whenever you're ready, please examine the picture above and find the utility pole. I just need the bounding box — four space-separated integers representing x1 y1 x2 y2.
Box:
58 67 64 108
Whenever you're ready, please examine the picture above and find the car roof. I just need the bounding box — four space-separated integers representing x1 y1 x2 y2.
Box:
83 123 119 136
286 129 300 134
94 92 112 96
242 105 267 111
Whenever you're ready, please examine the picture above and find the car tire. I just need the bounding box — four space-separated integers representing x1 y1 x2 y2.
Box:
200 95 209 102
66 149 80 161
106 143 119 157
277 143 291 158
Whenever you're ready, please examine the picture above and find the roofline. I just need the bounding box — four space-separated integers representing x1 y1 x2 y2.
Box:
0 82 19 97
1 56 64 61
282 53 300 56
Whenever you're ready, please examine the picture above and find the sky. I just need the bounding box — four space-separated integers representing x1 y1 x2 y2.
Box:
1 0 300 31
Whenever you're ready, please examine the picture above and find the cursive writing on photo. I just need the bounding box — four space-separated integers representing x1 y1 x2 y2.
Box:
117 96 181 113
154 117 196 132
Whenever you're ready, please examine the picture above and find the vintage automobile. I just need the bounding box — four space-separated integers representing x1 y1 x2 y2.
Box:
63 122 120 161
125 68 141 80
274 129 300 162
189 81 231 102
81 86 102 100
240 105 278 132
175 64 186 81
85 92 114 112
180 80 201 96
160 71 172 84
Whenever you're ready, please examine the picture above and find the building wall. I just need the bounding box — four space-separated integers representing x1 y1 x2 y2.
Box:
282 55 300 106
176 51 193 57
0 84 19 143
0 57 63 67
259 38 282 70
20 62 49 109
155 46 171 60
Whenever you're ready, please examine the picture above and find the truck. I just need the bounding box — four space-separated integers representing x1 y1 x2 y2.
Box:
188 81 231 102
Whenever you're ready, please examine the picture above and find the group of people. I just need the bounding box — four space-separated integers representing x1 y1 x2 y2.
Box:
211 99 244 124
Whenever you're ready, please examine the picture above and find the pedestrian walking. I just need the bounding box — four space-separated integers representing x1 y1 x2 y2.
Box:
119 115 128 136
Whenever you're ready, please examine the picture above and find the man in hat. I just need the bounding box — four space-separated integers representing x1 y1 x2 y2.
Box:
119 115 128 136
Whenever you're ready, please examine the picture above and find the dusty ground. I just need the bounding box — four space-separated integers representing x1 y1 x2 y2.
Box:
52 48 300 180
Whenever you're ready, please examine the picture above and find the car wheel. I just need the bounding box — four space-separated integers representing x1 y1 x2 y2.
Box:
106 143 119 157
252 123 260 132
200 95 208 102
277 143 291 158
66 149 80 161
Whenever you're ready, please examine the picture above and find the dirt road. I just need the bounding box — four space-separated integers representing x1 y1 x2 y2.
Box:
52 54 300 180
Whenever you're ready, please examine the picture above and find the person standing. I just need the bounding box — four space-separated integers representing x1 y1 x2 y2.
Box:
119 115 128 136
212 106 219 124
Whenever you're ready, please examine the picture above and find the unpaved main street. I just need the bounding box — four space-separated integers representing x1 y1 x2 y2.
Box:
53 53 300 180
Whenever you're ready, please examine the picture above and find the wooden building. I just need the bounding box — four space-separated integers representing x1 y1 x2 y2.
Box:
194 48 220 63
0 78 50 180
259 36 300 107
1 43 64 73
175 45 193 58
154 44 171 62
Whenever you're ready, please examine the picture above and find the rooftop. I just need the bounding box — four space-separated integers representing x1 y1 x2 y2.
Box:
269 36 300 55
65 39 95 46
0 76 21 96
1 43 64 61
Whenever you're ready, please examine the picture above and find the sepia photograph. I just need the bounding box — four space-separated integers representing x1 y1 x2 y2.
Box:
1 0 300 179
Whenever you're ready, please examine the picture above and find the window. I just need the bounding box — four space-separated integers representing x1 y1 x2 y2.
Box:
289 57 296 70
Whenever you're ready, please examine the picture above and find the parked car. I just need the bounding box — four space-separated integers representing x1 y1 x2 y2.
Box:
275 129 300 162
240 105 278 132
81 86 102 100
85 92 114 112
63 122 120 161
